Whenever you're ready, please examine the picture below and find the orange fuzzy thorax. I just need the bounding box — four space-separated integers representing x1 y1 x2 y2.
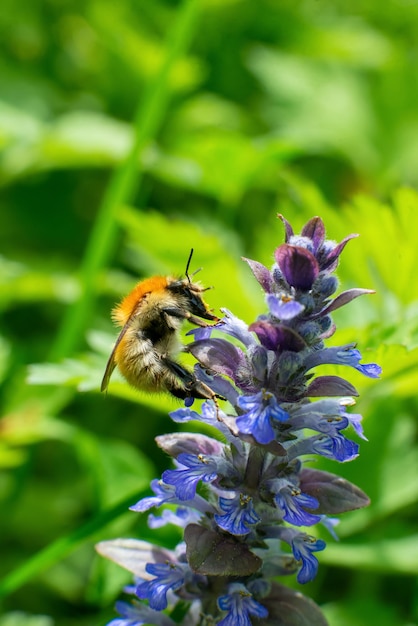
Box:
111 276 171 326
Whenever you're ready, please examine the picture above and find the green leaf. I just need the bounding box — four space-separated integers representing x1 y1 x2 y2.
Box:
27 356 104 392
0 257 78 309
0 614 54 626
246 46 375 169
152 130 298 204
39 112 133 168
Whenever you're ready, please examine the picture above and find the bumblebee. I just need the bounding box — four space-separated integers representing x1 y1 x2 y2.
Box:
101 251 219 404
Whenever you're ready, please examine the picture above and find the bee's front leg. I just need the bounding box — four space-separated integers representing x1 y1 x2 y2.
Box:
162 307 218 328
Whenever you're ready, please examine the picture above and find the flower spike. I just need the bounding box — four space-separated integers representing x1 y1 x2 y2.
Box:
98 214 379 626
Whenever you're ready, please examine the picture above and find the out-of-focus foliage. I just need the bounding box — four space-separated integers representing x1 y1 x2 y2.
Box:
1 0 418 624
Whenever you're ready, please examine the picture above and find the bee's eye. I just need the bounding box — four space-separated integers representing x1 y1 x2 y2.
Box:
168 280 187 294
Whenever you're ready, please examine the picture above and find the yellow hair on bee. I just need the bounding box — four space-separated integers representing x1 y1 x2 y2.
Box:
111 276 170 327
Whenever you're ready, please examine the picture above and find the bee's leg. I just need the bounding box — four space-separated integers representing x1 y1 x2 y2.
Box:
163 359 221 415
186 313 218 327
162 307 219 328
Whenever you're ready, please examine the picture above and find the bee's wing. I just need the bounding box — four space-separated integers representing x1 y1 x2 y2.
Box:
101 349 117 392
100 322 131 392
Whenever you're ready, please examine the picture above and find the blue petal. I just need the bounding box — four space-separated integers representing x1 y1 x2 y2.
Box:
313 434 359 462
162 454 218 501
130 480 177 512
148 507 201 530
291 534 326 584
217 584 268 626
215 494 260 535
266 293 304 320
236 391 288 445
275 488 321 527
110 601 175 625
304 345 381 379
136 563 185 610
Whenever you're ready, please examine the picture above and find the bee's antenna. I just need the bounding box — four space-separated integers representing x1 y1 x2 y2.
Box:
185 248 194 283
185 248 203 282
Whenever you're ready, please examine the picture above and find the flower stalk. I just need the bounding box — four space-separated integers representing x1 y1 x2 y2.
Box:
97 215 381 625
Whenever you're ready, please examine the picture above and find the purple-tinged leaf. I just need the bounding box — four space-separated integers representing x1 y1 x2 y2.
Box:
242 257 274 292
301 216 325 253
312 289 375 319
306 376 359 398
184 524 262 576
277 213 294 242
262 582 329 626
275 245 320 290
250 321 306 352
320 321 336 339
322 234 358 271
95 539 174 578
155 432 224 458
187 338 246 379
194 364 239 405
299 468 370 514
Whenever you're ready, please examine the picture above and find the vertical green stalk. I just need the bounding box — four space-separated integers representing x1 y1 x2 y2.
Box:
50 0 200 361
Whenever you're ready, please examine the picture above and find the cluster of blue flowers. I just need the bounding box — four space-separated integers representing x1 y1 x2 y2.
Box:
97 215 381 626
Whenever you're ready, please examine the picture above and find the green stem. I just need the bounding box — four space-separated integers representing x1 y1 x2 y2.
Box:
50 0 200 360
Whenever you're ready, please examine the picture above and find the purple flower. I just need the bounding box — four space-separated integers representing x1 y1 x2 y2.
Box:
266 293 304 320
288 399 350 435
189 308 257 348
217 583 268 626
274 485 321 527
108 600 175 625
319 515 340 541
304 345 382 378
312 433 360 462
136 562 185 610
290 533 326 584
236 390 289 444
162 453 218 501
130 479 178 513
169 401 236 442
214 494 260 536
278 214 358 272
148 507 202 530
343 410 368 440
287 431 359 463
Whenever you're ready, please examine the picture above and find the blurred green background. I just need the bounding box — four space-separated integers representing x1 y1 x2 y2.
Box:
1 0 418 624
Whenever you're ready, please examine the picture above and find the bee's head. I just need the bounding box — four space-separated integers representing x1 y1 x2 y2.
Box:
168 249 218 321
168 278 219 321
